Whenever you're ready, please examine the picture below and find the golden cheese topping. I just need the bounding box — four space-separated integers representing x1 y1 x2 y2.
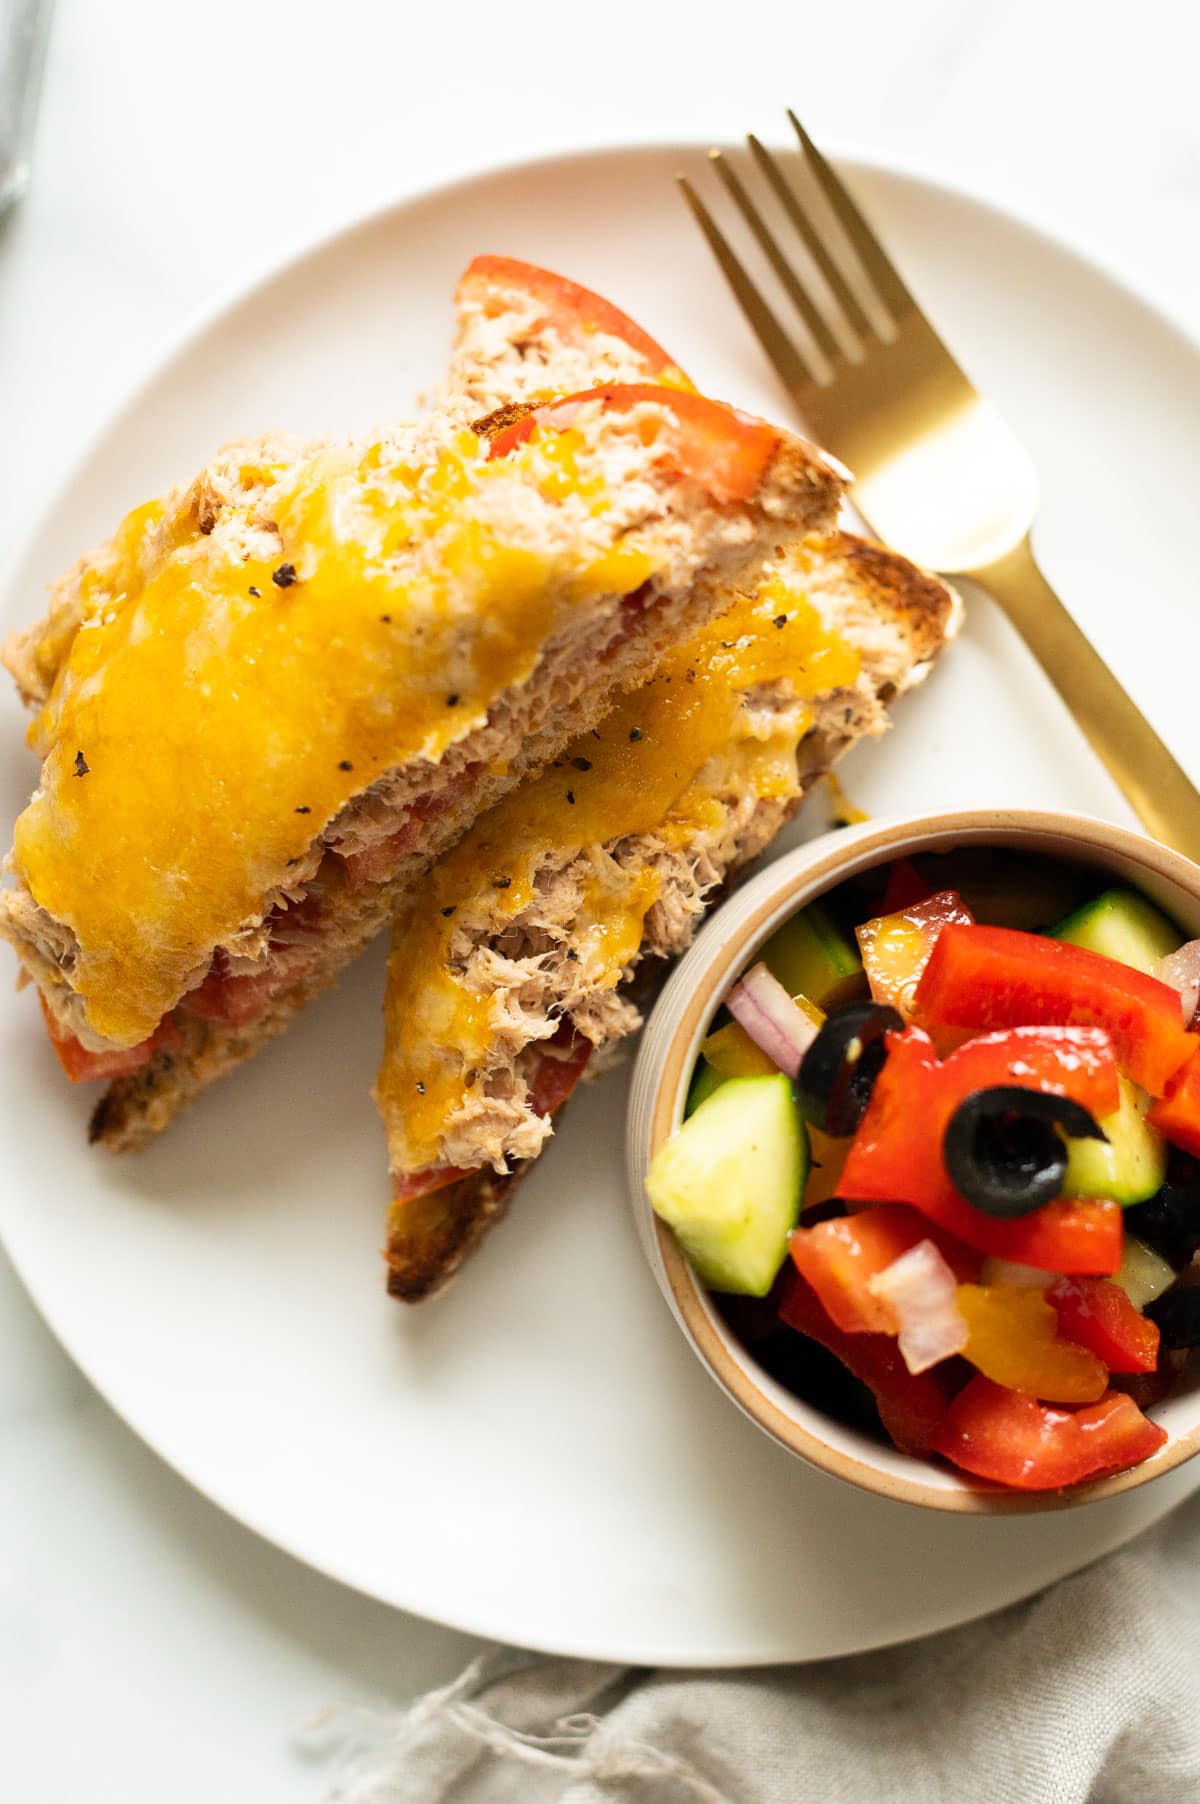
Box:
379 574 860 1168
14 425 660 1046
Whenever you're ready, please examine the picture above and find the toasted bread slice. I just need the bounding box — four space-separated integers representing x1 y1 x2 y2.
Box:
4 376 840 1148
369 259 959 1299
378 529 960 1299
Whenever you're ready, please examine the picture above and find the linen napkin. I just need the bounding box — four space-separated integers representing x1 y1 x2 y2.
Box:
313 1488 1200 1803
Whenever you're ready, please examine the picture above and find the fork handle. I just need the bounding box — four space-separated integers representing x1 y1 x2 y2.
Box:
971 536 1200 861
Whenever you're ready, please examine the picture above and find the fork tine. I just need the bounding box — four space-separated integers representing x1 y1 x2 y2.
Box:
676 176 821 394
786 109 914 319
708 150 841 364
746 135 871 341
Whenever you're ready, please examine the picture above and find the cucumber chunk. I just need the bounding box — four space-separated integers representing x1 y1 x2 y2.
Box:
1112 1235 1176 1310
760 903 864 1010
1049 886 1184 976
646 1074 808 1296
684 1057 728 1117
1061 1074 1167 1205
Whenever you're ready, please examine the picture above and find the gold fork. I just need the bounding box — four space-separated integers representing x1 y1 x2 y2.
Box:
680 113 1200 860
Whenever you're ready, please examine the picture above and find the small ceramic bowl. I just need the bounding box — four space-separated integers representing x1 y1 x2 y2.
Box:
627 808 1200 1512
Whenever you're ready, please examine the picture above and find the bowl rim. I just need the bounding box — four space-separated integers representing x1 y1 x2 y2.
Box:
636 806 1200 1514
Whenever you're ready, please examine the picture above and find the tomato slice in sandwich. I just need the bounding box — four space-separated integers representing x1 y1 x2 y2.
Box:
40 996 180 1082
487 384 782 506
459 256 689 385
392 1029 593 1204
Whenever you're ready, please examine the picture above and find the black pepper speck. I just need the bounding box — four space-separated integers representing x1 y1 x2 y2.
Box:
295 805 311 814
272 562 298 588
571 757 592 772
566 790 576 805
338 760 353 771
446 693 459 707
248 585 261 597
441 906 456 917
416 1082 425 1095
773 614 788 628
74 750 89 777
628 727 642 742
494 875 512 889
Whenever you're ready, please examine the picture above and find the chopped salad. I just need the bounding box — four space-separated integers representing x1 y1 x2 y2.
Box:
645 848 1200 1492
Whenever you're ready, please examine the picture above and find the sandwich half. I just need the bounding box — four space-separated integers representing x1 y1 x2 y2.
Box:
374 258 962 1299
1 370 845 1148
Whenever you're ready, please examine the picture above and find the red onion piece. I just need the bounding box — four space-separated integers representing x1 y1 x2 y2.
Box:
1159 940 1200 1029
724 961 820 1079
868 1240 968 1374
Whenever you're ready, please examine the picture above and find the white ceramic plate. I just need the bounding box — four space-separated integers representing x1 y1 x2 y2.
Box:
3 144 1200 1667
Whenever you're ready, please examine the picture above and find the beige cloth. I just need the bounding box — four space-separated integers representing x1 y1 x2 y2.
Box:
316 1492 1200 1803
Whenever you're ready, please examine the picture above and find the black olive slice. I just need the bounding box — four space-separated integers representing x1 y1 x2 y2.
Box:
1125 1152 1200 1265
1145 1284 1200 1349
942 1086 1106 1220
796 1001 903 1137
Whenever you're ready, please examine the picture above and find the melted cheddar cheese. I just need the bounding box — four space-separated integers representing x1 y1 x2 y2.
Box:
378 573 860 1168
14 424 661 1046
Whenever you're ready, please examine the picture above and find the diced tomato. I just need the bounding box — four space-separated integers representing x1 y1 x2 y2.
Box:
186 964 288 1026
932 1375 1167 1490
1148 1045 1200 1158
340 778 477 889
341 823 423 889
838 1025 1124 1271
956 1283 1107 1403
185 894 326 1026
778 1270 961 1455
856 889 974 1019
459 257 689 385
879 858 932 915
914 923 1197 1097
488 384 782 506
526 1027 593 1116
789 1203 980 1335
1047 1275 1161 1374
40 995 180 1082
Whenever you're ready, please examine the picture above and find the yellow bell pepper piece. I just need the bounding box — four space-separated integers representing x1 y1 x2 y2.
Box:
803 1126 852 1211
957 1283 1108 1404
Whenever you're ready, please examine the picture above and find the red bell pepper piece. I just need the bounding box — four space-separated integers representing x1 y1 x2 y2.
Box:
1047 1276 1161 1373
838 1026 1124 1271
1148 1045 1200 1158
487 384 782 505
458 257 689 385
778 1270 961 1455
789 1203 980 1335
879 858 932 915
932 1375 1167 1490
40 996 180 1082
914 923 1197 1097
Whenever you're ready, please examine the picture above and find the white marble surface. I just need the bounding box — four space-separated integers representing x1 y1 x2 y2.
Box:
2 2 1199 1797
